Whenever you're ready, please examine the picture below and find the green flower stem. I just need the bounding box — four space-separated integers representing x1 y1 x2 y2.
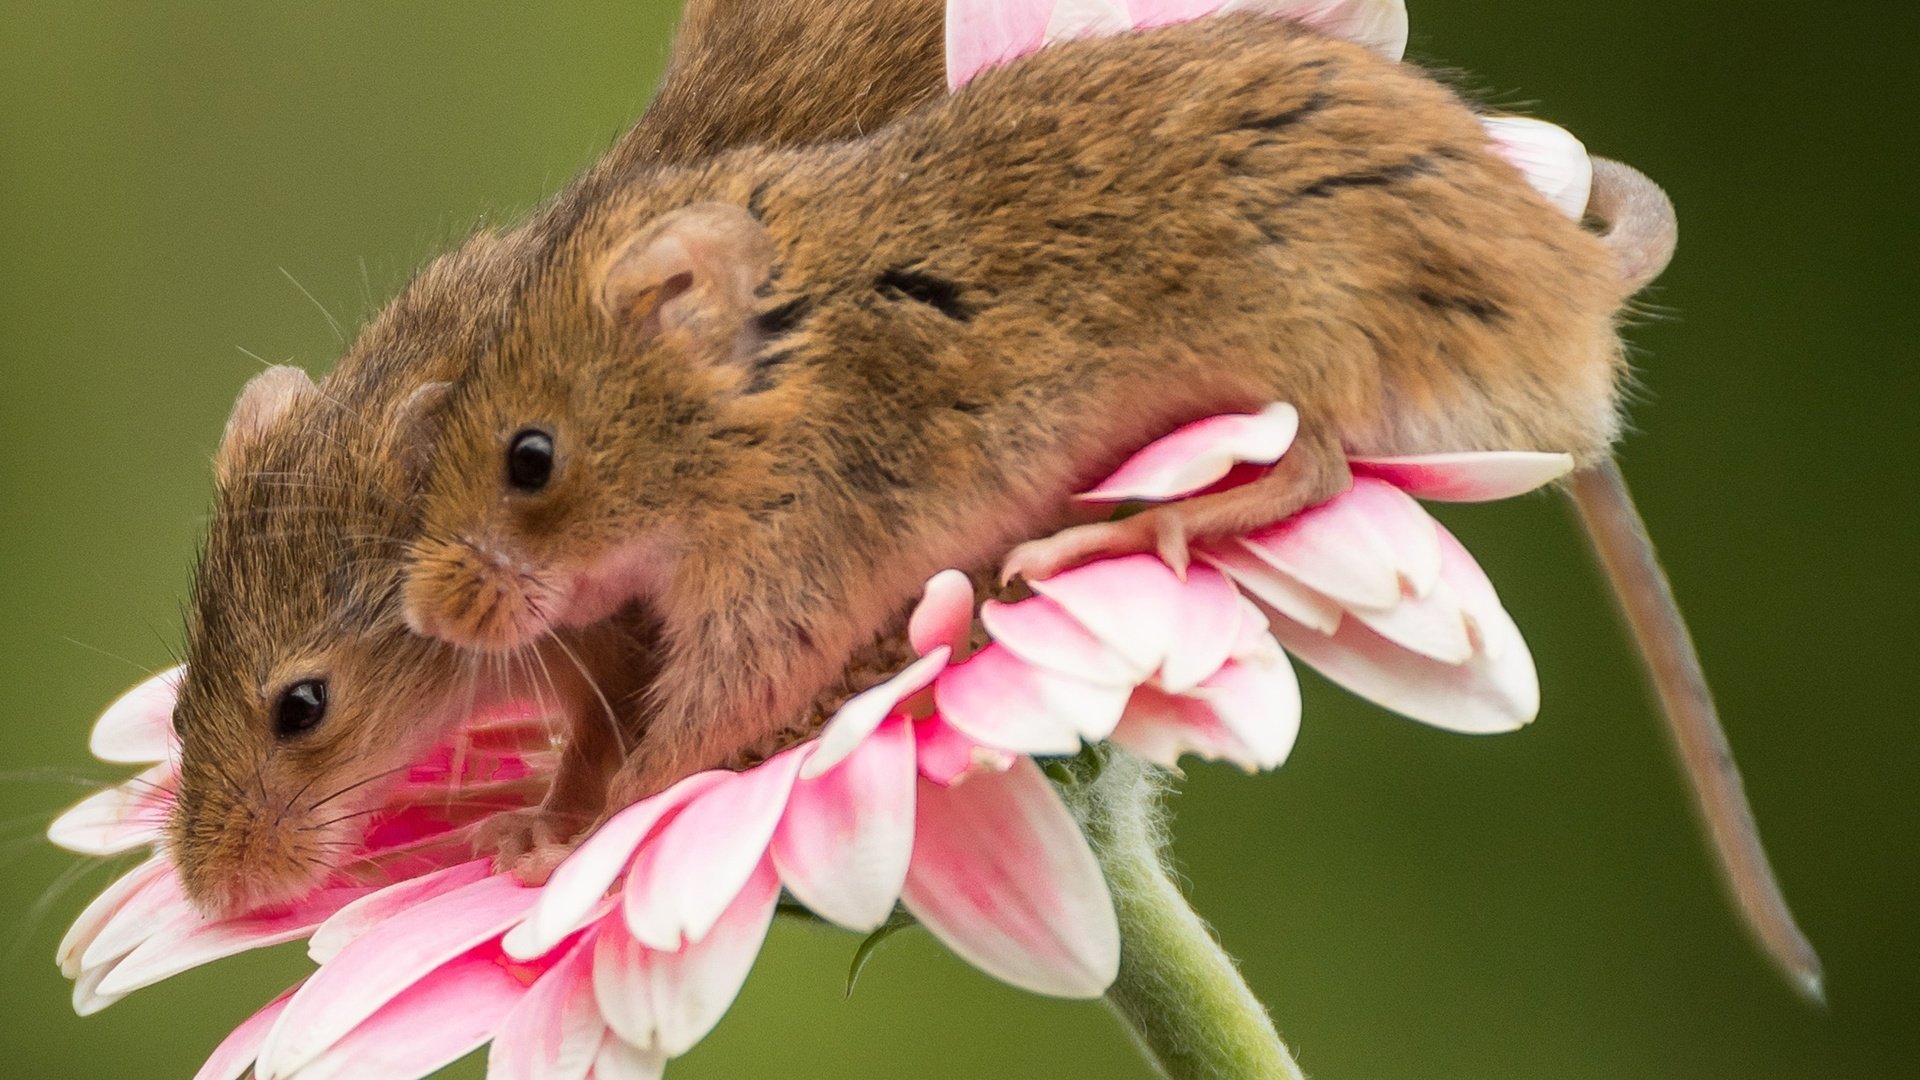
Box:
1067 752 1306 1080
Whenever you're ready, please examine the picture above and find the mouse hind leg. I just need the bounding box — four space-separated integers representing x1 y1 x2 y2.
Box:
1003 426 1352 582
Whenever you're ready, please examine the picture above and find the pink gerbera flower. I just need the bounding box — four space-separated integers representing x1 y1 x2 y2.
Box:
52 398 1566 1078
52 2 1612 1075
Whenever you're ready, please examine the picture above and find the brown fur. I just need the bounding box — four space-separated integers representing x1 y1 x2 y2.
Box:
168 0 949 915
402 15 1631 812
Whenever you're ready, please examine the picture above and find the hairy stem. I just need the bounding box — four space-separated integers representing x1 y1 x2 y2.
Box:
1065 752 1306 1080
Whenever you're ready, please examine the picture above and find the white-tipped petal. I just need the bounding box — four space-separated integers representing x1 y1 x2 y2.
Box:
89 666 182 764
505 771 727 961
254 875 537 1079
1198 541 1344 634
773 718 917 933
1159 565 1246 693
803 647 950 780
595 861 779 1058
47 761 175 855
622 751 801 951
308 860 492 965
1079 403 1298 503
1482 116 1593 220
902 760 1119 998
1028 554 1183 672
489 936 604 1080
909 569 977 658
935 644 1129 754
57 855 168 979
1351 450 1575 502
979 596 1149 686
1046 0 1135 44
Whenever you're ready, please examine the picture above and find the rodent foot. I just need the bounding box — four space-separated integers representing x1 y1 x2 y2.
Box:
473 806 588 886
1001 512 1190 585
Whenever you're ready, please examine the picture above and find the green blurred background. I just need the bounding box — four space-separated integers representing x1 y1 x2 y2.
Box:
2 2 1913 1076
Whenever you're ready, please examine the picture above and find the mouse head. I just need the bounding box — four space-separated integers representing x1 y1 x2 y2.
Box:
168 237 530 917
402 201 783 653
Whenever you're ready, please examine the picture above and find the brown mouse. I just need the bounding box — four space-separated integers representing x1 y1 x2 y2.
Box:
405 15 1619 810
401 11 1819 996
166 0 951 917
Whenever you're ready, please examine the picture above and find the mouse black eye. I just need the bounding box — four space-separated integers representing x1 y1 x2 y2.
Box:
506 429 555 492
273 679 328 740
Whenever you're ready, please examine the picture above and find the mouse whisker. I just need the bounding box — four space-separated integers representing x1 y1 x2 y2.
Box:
302 804 392 833
278 770 326 828
302 763 411 817
549 629 629 757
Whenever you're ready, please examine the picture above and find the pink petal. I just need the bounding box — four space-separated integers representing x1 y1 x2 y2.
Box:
901 760 1119 998
308 860 493 964
773 718 916 932
979 595 1149 686
1079 403 1297 503
945 0 1054 90
1197 541 1344 634
504 770 729 961
1159 565 1245 693
58 855 169 978
1186 646 1303 769
1350 450 1575 502
98 886 371 997
1110 685 1266 771
1229 594 1275 658
1043 0 1135 44
1125 0 1223 25
489 935 603 1080
909 569 977 658
71 961 127 1016
914 716 1017 786
89 665 182 764
595 861 780 1057
1264 599 1537 734
934 644 1129 754
47 761 175 855
1347 580 1476 665
1434 524 1532 668
590 1031 666 1080
1481 117 1593 220
255 875 538 1078
622 750 802 951
801 647 951 781
1125 0 1410 57
268 949 529 1080
194 984 298 1080
1240 478 1441 610
77 864 190 975
1028 554 1183 671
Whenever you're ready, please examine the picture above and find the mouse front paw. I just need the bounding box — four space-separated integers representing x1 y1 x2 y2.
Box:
1001 512 1190 584
472 806 590 886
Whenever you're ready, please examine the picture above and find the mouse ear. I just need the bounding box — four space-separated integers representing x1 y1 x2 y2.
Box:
216 365 316 483
595 202 774 367
389 380 453 490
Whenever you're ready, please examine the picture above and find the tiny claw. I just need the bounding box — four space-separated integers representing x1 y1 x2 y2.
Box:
473 805 586 885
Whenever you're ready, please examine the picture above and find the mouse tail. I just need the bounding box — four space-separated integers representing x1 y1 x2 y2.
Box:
1586 157 1678 297
1568 460 1824 1004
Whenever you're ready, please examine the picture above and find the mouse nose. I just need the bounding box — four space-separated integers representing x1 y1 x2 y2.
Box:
402 535 555 652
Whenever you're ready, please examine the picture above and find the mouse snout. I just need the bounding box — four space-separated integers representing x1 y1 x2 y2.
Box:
173 788 331 917
403 535 558 653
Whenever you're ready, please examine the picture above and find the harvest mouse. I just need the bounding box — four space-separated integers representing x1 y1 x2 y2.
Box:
166 0 951 917
401 11 1819 996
